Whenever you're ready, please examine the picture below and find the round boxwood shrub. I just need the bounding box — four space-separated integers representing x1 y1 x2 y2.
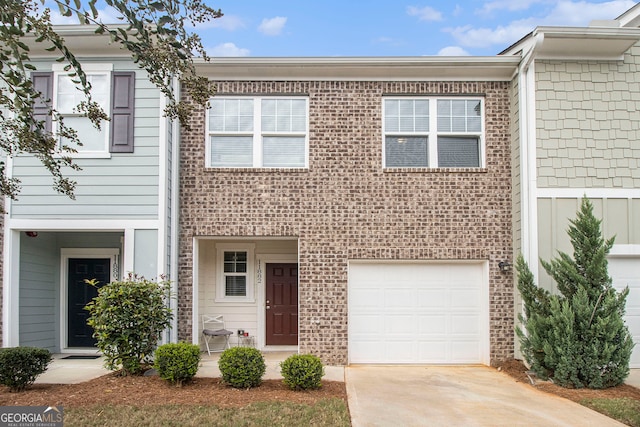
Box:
280 354 325 390
218 347 266 389
0 347 52 392
154 342 201 386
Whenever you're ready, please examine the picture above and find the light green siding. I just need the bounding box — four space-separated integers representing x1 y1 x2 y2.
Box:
18 232 124 351
537 197 640 291
19 233 58 351
535 43 640 188
134 229 158 278
11 60 161 219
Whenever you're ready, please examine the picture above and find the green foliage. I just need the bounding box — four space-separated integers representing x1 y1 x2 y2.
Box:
0 346 52 392
217 347 266 389
154 342 200 386
517 197 634 389
85 273 173 376
0 0 221 199
280 354 325 390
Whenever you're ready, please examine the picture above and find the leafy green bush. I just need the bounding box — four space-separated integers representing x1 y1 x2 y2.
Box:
154 342 201 386
280 354 325 390
218 347 266 388
85 273 173 376
0 347 52 392
517 198 633 389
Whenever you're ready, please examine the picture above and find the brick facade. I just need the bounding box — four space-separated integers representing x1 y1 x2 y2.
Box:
179 80 514 365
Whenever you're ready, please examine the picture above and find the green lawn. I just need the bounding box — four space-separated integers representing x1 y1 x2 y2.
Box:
64 399 351 427
580 398 640 427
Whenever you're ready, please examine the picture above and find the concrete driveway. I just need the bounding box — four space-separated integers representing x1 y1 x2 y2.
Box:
346 366 625 427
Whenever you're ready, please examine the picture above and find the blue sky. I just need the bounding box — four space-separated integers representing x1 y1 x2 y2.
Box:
50 0 638 57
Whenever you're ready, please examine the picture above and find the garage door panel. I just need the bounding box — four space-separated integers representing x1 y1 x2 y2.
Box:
608 257 640 368
452 316 481 334
349 288 382 309
418 289 448 307
385 289 417 308
350 315 382 334
419 315 447 334
349 262 488 364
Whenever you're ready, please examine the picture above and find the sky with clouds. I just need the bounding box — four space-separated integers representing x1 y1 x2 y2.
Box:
49 0 638 57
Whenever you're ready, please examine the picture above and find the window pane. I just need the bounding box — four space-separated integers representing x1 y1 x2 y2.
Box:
210 136 253 167
261 99 307 133
385 99 428 133
209 99 253 132
437 136 480 167
224 251 247 272
263 136 305 167
385 136 428 168
225 276 247 297
60 116 106 151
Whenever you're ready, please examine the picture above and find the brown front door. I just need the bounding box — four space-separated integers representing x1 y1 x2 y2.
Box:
266 263 298 345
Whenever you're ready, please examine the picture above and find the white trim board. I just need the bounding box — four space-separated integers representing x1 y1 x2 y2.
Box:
537 188 640 199
7 218 160 231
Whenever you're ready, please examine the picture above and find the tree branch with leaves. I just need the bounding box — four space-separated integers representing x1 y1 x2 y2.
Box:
0 0 221 199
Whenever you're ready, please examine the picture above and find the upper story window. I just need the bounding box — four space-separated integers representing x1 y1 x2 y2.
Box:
54 64 111 156
383 97 484 168
206 97 309 168
31 64 136 157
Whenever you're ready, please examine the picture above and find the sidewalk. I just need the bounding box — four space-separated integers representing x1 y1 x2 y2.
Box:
35 351 345 384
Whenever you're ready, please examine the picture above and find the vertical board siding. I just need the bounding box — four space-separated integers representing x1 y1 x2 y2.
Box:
11 62 161 219
537 197 640 290
19 233 59 351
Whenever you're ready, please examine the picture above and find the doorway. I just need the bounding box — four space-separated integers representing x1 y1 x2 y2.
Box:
265 263 298 345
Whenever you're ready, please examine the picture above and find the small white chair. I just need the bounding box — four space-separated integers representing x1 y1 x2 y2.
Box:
202 315 233 355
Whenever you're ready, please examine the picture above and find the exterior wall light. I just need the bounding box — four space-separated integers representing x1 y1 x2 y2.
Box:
498 261 511 272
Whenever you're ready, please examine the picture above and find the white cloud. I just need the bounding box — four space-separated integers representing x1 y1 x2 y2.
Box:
189 14 246 31
48 4 122 25
258 16 287 36
453 4 464 17
407 6 443 21
447 21 535 48
209 42 250 57
478 0 542 16
437 46 471 56
449 0 636 49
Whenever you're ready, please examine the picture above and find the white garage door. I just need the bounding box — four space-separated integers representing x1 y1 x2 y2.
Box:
348 261 489 364
609 257 640 368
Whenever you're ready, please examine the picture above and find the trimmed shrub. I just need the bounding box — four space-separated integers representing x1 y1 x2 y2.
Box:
0 347 52 392
85 273 173 376
280 354 325 390
154 343 201 386
218 347 266 389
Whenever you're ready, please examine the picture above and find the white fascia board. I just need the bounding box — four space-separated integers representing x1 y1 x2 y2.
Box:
24 25 131 58
531 26 640 60
196 56 521 81
616 3 640 28
6 218 160 231
501 26 640 60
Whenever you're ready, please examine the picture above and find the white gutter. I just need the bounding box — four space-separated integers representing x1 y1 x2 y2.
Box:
169 75 180 343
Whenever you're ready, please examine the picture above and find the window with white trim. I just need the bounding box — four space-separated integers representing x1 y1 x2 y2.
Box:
383 97 484 168
207 97 308 168
53 63 112 156
216 244 255 301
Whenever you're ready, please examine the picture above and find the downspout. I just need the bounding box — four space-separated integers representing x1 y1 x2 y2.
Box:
169 75 180 343
515 33 543 360
518 33 543 277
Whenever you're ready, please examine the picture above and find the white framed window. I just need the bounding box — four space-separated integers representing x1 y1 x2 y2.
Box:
383 97 484 168
53 63 112 158
216 243 255 302
206 97 309 168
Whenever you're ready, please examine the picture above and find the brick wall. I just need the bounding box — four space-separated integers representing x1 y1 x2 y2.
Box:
179 80 514 365
536 43 640 188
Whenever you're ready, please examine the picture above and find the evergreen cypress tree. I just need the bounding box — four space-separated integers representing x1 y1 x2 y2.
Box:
516 198 634 389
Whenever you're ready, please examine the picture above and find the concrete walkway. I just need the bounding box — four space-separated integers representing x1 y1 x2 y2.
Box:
346 366 626 427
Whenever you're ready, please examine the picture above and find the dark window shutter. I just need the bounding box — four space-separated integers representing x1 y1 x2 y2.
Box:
31 72 53 133
110 71 135 153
